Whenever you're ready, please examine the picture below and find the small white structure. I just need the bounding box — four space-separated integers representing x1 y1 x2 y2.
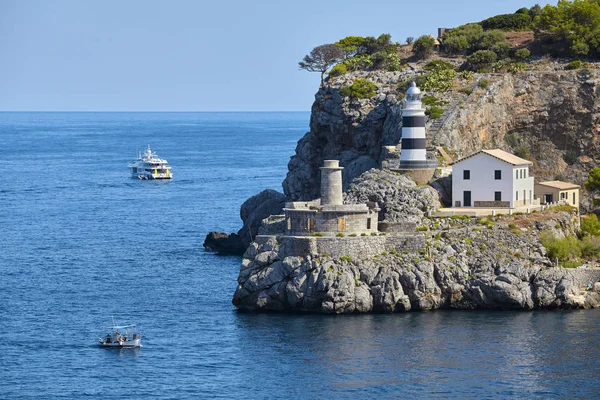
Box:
451 149 534 208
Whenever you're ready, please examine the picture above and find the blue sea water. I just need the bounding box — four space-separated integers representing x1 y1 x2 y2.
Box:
0 112 599 399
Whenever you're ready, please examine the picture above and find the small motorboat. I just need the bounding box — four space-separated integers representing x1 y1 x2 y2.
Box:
98 323 142 348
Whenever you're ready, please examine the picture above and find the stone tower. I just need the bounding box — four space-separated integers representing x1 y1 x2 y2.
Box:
320 160 343 205
399 82 427 168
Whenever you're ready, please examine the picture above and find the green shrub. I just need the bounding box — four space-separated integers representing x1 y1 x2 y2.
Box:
340 255 353 262
561 260 582 268
417 68 457 92
540 232 582 261
361 233 367 236
336 232 345 237
581 214 600 237
349 233 357 237
479 219 494 227
371 232 378 236
412 35 436 59
322 253 329 257
442 23 484 55
379 232 386 236
382 52 403 71
508 62 528 73
426 106 444 119
340 78 377 99
460 70 474 80
458 88 473 95
424 60 455 71
480 13 532 31
313 232 324 237
422 95 444 107
451 215 470 220
475 30 507 52
549 204 577 213
417 226 428 231
478 79 489 89
566 60 583 70
580 235 600 258
468 50 497 71
343 54 373 72
514 48 531 60
328 63 347 77
464 238 472 245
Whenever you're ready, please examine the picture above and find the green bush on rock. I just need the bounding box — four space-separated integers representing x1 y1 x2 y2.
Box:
340 78 377 99
328 63 347 77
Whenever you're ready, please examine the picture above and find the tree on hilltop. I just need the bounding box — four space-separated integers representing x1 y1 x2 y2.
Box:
412 35 436 59
298 44 343 86
335 36 366 59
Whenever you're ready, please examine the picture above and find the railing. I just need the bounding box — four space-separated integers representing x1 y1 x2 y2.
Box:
385 159 439 170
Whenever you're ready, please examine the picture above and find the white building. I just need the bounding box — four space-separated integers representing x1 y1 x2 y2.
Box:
451 149 534 208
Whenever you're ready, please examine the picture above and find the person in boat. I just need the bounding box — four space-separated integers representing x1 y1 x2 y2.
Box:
105 334 112 344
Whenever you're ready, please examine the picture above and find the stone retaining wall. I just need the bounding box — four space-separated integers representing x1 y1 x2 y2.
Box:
255 234 425 260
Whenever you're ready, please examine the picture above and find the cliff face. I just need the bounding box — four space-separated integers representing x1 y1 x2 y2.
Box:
282 71 409 201
283 62 600 211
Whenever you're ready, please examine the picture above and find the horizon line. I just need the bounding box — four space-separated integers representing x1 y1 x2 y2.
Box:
0 110 310 113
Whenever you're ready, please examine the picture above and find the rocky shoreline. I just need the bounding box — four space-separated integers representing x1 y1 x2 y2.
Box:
233 210 600 313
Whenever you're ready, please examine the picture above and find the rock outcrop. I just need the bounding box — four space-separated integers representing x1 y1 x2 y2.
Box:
344 168 441 222
204 189 285 254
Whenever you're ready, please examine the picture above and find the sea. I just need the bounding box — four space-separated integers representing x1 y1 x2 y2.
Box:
0 112 599 399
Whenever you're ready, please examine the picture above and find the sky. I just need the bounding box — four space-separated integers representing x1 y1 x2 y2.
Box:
0 0 555 111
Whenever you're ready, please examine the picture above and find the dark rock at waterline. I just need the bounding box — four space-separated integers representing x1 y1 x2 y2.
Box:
203 232 246 255
205 189 286 255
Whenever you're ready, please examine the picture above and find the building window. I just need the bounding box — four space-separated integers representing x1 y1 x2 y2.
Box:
573 192 576 205
287 218 291 231
367 218 371 230
494 170 501 180
525 169 528 178
338 218 347 232
561 192 566 200
495 191 501 201
463 170 470 180
516 191 519 201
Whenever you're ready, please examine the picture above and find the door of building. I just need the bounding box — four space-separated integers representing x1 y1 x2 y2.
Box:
463 191 471 207
544 194 553 204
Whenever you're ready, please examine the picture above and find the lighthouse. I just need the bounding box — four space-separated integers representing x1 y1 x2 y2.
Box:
399 82 428 168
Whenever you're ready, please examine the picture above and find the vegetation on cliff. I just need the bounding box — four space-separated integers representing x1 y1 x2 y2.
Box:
298 0 600 85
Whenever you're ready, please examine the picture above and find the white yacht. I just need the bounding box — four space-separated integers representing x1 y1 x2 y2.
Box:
128 145 173 180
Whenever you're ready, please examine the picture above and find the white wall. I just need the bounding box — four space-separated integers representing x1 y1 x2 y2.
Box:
452 153 532 208
512 166 534 206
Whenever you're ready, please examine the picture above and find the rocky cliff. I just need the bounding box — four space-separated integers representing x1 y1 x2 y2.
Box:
283 61 600 211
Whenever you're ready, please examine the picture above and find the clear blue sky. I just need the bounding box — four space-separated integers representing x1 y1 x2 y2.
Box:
0 0 554 111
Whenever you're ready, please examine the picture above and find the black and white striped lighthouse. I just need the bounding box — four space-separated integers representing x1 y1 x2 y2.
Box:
399 82 428 167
